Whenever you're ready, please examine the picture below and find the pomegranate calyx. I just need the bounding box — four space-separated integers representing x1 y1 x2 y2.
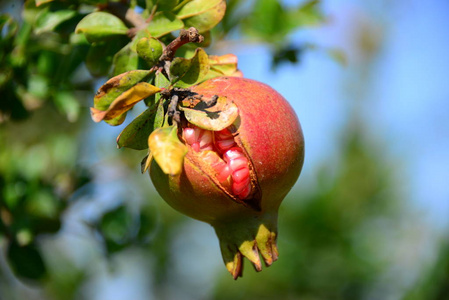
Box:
213 213 278 280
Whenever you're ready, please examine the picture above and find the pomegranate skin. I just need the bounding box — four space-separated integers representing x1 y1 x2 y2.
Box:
149 76 304 278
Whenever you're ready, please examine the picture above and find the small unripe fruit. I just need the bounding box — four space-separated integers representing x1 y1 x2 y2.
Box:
150 77 304 278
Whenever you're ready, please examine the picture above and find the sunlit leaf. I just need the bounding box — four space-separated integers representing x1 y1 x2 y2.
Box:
117 104 161 150
141 152 153 174
177 0 226 33
148 125 187 176
136 37 163 66
203 53 242 80
146 12 184 38
176 0 223 19
35 0 54 6
287 0 324 29
75 12 128 43
180 96 239 131
94 70 152 110
169 48 209 87
91 82 161 123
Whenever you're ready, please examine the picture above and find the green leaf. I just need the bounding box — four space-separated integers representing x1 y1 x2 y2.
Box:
75 12 128 43
287 0 324 29
112 43 139 76
53 91 80 123
94 70 152 110
177 0 226 33
155 70 171 89
148 125 187 176
169 48 209 88
176 0 223 18
34 10 77 34
78 0 107 4
150 0 179 11
180 96 239 131
242 0 289 41
100 205 134 251
117 104 160 150
0 15 18 41
146 12 184 38
85 42 115 77
35 0 54 6
91 82 161 123
152 71 170 127
136 37 163 67
7 242 47 281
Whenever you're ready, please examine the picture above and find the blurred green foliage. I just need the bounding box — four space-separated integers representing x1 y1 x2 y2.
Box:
1 0 446 300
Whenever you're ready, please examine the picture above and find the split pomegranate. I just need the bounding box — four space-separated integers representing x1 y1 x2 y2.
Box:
150 76 305 278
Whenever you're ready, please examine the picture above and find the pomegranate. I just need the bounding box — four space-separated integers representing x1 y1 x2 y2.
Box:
149 76 304 278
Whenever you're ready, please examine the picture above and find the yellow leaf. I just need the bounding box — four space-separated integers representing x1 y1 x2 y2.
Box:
148 125 188 176
91 82 161 123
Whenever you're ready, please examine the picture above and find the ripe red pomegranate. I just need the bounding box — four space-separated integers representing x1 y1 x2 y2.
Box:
150 76 304 278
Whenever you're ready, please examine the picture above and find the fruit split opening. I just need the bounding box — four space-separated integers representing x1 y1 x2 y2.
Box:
182 125 252 200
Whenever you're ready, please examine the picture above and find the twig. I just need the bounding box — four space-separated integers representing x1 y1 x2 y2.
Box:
159 27 204 61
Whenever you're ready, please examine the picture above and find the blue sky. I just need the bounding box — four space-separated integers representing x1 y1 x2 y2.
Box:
234 0 449 230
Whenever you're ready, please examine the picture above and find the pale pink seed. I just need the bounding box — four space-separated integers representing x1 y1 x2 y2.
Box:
228 157 248 172
199 130 213 149
223 147 244 162
183 128 197 145
193 126 202 141
216 139 235 153
232 167 250 183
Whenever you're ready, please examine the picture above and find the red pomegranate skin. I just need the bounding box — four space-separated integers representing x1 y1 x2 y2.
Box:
150 76 305 226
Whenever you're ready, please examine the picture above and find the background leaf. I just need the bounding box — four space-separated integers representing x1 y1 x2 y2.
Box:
146 12 184 38
178 0 226 33
7 242 47 281
75 12 128 43
34 10 78 34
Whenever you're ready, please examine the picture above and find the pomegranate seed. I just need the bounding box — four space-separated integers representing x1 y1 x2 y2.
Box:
232 167 250 183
